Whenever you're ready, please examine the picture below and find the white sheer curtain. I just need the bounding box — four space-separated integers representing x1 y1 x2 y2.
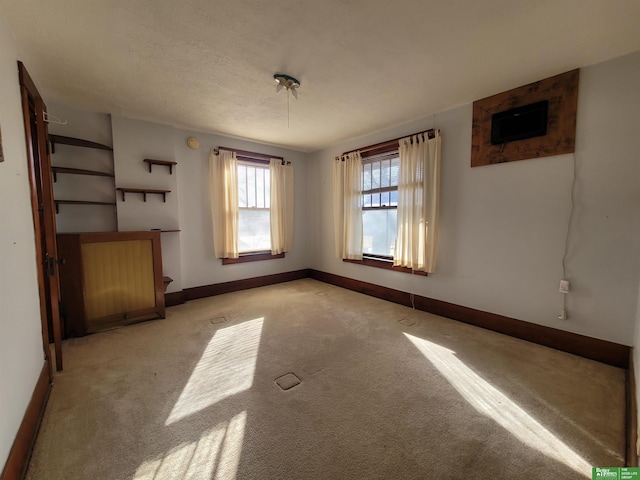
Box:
209 149 239 259
394 130 441 273
333 151 363 260
270 159 294 254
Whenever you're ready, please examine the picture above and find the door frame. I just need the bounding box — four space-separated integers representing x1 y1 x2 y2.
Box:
18 61 63 372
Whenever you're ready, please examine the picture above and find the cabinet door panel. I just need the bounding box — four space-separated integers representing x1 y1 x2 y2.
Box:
81 239 155 321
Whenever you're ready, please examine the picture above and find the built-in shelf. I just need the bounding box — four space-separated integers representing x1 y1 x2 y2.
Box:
52 166 115 182
144 159 177 174
116 188 171 202
49 135 113 153
54 200 117 214
50 135 117 224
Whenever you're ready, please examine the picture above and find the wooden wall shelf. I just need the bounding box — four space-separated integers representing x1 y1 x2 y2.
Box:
49 134 113 153
144 159 177 174
55 200 116 213
117 188 170 202
52 166 114 182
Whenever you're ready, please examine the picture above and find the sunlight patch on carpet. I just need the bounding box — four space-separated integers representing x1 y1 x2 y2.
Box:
133 411 247 479
404 333 591 477
166 318 264 425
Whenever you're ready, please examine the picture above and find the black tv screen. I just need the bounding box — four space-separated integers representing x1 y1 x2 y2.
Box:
491 100 549 145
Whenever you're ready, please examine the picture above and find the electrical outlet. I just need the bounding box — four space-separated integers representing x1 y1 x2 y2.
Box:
559 279 570 294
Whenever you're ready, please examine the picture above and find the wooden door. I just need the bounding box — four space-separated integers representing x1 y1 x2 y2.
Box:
18 61 63 372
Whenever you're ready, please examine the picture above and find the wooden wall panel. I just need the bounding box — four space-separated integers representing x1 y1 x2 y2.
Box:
471 69 579 167
82 240 155 320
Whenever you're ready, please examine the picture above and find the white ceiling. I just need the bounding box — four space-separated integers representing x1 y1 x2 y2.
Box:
2 1 640 152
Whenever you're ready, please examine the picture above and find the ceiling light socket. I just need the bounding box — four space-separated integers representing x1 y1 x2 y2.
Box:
273 73 300 90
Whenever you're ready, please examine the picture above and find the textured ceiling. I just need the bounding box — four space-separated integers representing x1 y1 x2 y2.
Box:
2 0 640 152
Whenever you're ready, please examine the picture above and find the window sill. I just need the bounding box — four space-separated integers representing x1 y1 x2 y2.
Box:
343 257 428 276
222 252 285 265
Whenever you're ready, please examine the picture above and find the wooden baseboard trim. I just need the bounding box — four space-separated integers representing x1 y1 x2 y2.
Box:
1 362 51 480
309 269 630 368
184 269 311 301
165 290 186 307
627 349 638 466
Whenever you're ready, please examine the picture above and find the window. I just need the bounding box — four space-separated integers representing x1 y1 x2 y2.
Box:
237 161 271 253
335 129 440 275
362 153 399 258
211 147 293 265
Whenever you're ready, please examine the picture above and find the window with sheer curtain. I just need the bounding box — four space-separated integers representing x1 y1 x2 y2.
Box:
209 148 293 263
333 130 441 274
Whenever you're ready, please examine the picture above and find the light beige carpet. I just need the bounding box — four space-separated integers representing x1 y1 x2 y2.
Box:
26 279 625 479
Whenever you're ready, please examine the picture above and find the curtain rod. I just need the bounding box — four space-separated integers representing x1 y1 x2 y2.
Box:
214 146 284 162
338 128 438 159
214 146 290 165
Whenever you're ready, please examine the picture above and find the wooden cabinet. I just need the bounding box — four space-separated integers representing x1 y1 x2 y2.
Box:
57 231 165 337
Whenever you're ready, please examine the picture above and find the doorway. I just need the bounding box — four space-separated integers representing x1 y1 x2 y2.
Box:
18 61 63 373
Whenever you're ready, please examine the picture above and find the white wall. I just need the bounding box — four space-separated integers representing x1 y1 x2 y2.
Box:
309 51 640 346
47 101 116 232
0 10 48 469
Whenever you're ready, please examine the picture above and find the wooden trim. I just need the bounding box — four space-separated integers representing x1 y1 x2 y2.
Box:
217 146 283 163
18 83 52 375
1 363 51 480
165 290 186 307
18 61 63 372
309 269 630 368
57 231 159 243
343 258 427 276
222 252 285 265
627 349 638 466
184 269 310 301
341 128 436 158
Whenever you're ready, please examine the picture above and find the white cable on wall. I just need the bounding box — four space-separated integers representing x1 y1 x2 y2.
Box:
561 153 578 315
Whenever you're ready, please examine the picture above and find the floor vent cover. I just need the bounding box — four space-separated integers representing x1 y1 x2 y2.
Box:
209 316 227 325
398 318 416 327
275 373 301 390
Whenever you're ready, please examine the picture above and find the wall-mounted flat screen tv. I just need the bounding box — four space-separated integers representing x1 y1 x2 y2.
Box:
491 100 549 145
